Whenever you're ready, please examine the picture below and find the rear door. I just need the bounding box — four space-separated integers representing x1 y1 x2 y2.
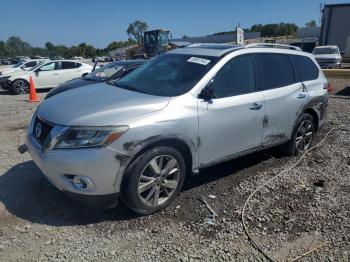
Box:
198 54 264 166
58 61 80 83
34 61 61 88
254 53 308 146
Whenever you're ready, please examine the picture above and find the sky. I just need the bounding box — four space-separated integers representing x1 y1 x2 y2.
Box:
0 0 347 48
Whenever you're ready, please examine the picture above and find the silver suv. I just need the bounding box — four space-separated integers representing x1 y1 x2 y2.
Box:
24 43 330 214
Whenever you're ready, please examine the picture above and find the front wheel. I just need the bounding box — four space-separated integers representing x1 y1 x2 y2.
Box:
11 79 29 94
122 146 186 215
281 113 315 156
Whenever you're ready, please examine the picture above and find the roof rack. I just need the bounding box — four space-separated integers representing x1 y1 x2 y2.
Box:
246 43 302 51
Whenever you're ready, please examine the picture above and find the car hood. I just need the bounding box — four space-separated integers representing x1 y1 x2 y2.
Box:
314 54 341 59
7 70 32 78
38 83 170 126
45 77 102 99
0 67 20 75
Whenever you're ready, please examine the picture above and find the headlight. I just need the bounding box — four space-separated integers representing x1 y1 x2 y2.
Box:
54 126 128 149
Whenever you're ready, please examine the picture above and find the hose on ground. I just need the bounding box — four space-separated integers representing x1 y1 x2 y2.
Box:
241 126 349 262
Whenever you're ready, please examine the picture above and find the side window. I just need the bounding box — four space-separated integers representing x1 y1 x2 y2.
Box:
61 61 76 70
255 54 295 90
75 63 82 68
212 55 255 98
289 55 319 81
39 62 56 71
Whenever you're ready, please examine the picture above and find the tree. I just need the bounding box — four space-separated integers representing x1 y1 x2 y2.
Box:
305 20 317 28
250 23 298 37
127 20 148 45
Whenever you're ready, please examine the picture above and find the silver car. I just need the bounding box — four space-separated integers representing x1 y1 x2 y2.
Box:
24 44 330 214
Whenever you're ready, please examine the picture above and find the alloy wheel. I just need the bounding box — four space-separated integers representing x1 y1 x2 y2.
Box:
295 119 314 153
14 80 28 94
138 155 180 207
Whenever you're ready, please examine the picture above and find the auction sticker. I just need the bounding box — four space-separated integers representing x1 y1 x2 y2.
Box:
187 57 211 65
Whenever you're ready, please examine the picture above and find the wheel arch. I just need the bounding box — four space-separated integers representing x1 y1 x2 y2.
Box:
303 107 319 132
127 137 193 174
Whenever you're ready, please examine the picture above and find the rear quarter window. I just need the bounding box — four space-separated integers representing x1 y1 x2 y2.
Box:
255 53 295 91
289 55 319 82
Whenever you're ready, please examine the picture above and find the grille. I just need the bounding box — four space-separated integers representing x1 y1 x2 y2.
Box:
33 117 53 145
316 58 336 63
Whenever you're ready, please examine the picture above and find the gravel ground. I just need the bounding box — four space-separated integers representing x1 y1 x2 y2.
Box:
0 79 349 262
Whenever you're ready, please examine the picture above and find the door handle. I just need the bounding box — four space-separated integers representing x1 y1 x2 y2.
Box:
297 93 307 99
53 73 58 76
249 102 262 110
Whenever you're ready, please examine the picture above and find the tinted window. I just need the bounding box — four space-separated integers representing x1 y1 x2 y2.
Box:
289 55 319 82
255 54 295 90
75 63 82 68
61 61 76 69
116 54 219 96
23 61 37 68
212 55 255 98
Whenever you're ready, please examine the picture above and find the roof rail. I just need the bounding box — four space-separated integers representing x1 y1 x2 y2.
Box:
246 43 302 51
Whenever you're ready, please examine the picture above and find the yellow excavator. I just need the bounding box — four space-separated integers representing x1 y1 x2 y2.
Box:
126 29 171 59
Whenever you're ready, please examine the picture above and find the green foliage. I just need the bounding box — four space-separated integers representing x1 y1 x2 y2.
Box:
0 37 137 58
305 20 317 28
127 20 148 44
250 23 299 37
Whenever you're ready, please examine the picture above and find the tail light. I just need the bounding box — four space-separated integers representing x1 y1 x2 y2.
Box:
324 83 332 93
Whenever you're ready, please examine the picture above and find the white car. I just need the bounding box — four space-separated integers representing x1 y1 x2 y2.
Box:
313 45 342 69
4 60 93 94
0 59 47 75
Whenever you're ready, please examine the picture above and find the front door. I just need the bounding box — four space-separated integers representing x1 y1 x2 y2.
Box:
33 61 60 88
198 54 264 166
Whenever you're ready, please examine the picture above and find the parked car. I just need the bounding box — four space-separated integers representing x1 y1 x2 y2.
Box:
45 60 146 99
50 56 64 60
24 44 329 214
71 56 84 60
4 60 93 94
0 59 47 75
0 58 12 65
313 45 342 69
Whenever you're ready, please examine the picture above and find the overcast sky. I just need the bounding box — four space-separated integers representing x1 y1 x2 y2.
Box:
0 0 346 48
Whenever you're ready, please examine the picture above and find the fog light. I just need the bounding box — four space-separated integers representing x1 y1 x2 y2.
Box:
72 176 96 191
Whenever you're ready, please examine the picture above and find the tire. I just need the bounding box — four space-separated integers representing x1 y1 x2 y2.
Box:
11 79 29 94
121 146 186 215
281 113 315 156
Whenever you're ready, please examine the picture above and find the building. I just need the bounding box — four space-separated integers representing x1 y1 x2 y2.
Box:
320 3 350 56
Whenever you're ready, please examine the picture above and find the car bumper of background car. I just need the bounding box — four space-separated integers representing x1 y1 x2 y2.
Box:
317 61 341 69
25 134 128 209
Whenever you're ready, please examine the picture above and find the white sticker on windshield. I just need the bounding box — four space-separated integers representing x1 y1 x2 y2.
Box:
187 57 211 65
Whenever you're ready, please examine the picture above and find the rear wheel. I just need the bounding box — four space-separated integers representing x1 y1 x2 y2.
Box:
122 146 186 215
281 113 315 156
11 79 29 94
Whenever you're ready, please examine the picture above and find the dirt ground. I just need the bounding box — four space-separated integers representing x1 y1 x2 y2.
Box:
0 78 349 262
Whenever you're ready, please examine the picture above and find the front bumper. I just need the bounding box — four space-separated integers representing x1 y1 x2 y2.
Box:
317 61 341 69
26 134 129 208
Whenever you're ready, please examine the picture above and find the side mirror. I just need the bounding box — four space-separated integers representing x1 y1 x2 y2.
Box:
198 79 215 100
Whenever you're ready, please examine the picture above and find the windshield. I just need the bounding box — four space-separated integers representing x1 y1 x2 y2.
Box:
313 47 339 55
85 63 124 81
115 54 219 96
